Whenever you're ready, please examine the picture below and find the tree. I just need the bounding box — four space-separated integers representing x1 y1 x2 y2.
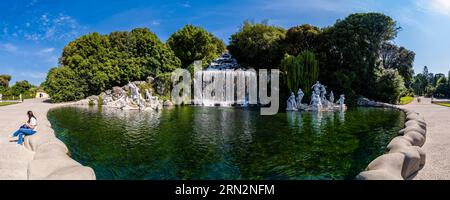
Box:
228 21 286 69
10 80 33 96
43 67 87 103
282 24 321 56
375 69 405 104
57 28 181 98
319 13 399 102
281 51 319 96
0 74 11 89
412 73 427 96
167 25 225 68
379 43 415 87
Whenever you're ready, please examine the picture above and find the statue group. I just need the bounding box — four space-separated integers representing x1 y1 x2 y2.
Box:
287 81 346 112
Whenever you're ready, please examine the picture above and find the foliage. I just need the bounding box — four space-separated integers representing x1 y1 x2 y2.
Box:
374 69 405 104
379 43 415 87
46 28 181 102
0 74 12 89
228 21 286 69
10 80 34 97
282 24 321 56
399 96 414 105
43 67 87 103
167 24 226 68
319 13 399 103
281 51 319 96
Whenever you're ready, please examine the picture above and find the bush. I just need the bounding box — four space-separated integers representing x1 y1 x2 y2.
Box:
375 69 406 104
43 67 86 103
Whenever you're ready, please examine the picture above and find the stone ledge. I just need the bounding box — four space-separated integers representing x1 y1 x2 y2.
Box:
24 107 96 180
356 98 427 180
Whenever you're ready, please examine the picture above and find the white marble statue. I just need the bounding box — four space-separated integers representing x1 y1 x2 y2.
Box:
329 91 335 105
310 93 322 111
320 85 327 101
0 93 2 102
296 88 304 106
286 92 298 111
337 94 346 109
129 82 140 102
311 81 322 96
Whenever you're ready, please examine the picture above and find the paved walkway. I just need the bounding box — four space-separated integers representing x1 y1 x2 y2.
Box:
0 99 65 180
400 97 450 180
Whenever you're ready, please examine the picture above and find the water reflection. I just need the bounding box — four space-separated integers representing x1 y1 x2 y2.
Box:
49 106 405 180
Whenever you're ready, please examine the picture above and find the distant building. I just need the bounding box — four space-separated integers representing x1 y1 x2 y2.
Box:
36 92 49 99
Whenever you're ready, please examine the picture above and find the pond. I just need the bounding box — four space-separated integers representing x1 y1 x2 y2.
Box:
48 106 405 180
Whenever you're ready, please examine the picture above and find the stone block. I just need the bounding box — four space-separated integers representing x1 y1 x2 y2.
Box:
28 157 82 180
45 166 96 180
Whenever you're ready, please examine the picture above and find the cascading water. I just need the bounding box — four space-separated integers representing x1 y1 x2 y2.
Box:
193 69 257 107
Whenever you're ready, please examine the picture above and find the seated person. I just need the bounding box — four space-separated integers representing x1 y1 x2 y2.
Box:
10 111 37 146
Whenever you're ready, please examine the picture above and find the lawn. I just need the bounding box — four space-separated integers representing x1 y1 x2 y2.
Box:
399 96 414 105
0 102 18 107
434 102 450 108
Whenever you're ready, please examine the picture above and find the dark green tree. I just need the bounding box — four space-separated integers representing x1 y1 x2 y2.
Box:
167 24 225 68
319 13 399 102
228 21 286 69
375 69 405 104
379 43 415 87
282 24 322 56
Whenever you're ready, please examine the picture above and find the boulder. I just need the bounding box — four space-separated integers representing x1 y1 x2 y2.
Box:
387 136 413 152
112 87 125 100
28 157 82 180
405 120 426 130
388 146 422 179
163 100 173 107
356 169 403 180
362 153 405 180
399 125 426 137
74 99 90 105
105 90 112 95
404 131 426 147
45 166 96 180
132 81 146 86
147 76 155 84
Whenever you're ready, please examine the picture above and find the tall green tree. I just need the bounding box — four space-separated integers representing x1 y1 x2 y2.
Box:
167 24 225 68
379 43 415 87
228 21 286 69
281 51 319 96
319 13 399 102
282 24 322 56
375 69 405 104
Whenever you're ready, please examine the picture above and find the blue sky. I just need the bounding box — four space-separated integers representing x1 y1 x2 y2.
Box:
1 0 450 85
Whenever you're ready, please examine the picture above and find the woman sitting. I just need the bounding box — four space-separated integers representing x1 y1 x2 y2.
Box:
9 111 38 146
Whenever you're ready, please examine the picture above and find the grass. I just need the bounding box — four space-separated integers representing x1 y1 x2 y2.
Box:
434 102 450 108
0 102 19 107
399 96 414 105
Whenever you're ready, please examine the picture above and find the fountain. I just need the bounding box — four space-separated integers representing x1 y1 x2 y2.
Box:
287 81 346 112
103 82 162 111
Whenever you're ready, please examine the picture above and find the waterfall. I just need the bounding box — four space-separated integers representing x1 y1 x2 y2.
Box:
193 69 257 107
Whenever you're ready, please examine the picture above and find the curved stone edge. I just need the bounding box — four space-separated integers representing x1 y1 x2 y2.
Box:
356 98 426 180
24 106 96 180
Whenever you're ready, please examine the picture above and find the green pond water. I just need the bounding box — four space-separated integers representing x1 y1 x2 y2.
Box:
48 106 405 180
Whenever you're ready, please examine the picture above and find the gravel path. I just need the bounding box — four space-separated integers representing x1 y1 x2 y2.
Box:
0 99 66 180
400 97 450 180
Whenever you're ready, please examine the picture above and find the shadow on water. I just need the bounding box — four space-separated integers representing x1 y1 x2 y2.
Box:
47 106 405 180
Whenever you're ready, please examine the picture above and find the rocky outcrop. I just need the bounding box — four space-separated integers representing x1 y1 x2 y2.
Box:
356 98 427 180
24 125 96 180
74 76 173 110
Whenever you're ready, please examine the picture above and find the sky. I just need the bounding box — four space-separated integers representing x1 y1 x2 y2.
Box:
1 0 450 85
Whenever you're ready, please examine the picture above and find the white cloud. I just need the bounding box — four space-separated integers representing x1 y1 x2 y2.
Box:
20 72 47 79
39 47 55 54
416 0 450 16
151 20 161 26
0 43 18 53
178 1 191 8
